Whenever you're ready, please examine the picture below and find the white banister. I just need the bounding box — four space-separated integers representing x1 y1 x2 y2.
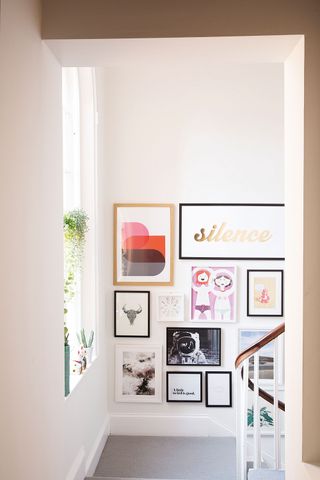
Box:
274 337 280 469
241 358 249 480
253 352 261 469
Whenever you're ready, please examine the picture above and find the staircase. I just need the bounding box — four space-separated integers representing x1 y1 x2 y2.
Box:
235 323 285 480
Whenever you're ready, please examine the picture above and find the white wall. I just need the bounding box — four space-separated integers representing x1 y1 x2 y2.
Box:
0 2 108 479
97 60 285 436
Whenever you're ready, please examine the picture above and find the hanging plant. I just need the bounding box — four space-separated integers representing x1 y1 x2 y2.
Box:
64 209 89 345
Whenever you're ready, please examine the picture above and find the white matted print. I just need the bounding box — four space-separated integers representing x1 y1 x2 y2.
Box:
114 291 150 337
247 269 284 317
191 266 237 322
115 344 162 403
205 371 232 407
179 203 284 260
156 292 184 322
166 372 202 403
114 204 174 285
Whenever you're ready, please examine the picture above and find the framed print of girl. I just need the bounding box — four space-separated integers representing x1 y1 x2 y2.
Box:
191 266 237 322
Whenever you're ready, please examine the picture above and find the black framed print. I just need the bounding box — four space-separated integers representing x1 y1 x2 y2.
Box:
205 371 232 407
166 327 221 366
166 372 202 403
247 270 284 317
179 203 285 260
114 290 150 337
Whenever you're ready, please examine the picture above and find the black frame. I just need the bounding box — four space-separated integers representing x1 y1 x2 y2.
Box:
166 327 221 366
114 290 150 337
166 371 203 403
179 203 285 260
205 371 232 407
247 269 284 317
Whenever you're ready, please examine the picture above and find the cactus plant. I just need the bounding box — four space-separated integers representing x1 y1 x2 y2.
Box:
77 328 94 348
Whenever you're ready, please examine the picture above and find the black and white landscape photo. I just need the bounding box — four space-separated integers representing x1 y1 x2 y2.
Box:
115 344 162 403
166 327 221 366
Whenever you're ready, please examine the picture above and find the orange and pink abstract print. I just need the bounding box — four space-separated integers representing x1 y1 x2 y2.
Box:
121 222 166 276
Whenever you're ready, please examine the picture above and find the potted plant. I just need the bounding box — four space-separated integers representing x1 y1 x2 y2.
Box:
77 328 95 365
64 209 89 395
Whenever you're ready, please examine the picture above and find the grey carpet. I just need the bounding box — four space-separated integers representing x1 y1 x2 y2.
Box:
92 435 236 480
248 470 285 480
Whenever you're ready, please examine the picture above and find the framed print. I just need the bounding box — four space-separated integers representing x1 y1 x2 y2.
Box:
156 292 184 322
205 371 232 407
114 203 174 285
247 269 284 317
114 290 150 337
115 344 162 403
166 327 221 366
239 329 284 385
191 266 236 322
179 203 284 260
166 372 202 403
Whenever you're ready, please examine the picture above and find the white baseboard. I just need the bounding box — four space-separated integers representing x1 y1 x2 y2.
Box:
65 415 110 480
110 414 234 437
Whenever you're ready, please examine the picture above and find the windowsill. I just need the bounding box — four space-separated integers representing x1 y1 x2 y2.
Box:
65 355 97 400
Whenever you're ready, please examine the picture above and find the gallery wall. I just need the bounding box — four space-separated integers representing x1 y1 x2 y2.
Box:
97 59 285 436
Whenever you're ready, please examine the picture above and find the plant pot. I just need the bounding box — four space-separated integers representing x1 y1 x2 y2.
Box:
64 344 70 397
84 346 94 365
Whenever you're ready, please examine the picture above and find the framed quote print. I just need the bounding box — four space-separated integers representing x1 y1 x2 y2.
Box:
166 372 202 403
114 290 150 337
114 204 174 285
115 344 162 403
179 203 284 260
191 266 236 322
247 270 284 317
205 371 232 407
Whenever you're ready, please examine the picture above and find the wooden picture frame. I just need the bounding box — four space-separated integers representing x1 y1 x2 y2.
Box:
114 203 174 286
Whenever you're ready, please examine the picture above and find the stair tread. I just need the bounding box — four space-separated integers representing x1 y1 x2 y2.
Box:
248 469 285 480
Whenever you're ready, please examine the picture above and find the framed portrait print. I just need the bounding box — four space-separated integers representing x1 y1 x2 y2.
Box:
247 269 284 317
156 292 184 322
114 290 150 337
166 327 221 366
179 203 284 260
239 329 284 385
115 344 162 403
166 372 202 403
191 266 236 322
205 371 232 407
114 203 174 285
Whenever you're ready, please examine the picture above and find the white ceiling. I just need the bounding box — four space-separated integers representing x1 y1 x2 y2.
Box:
46 35 302 67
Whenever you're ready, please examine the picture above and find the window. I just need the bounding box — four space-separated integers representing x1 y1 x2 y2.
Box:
63 68 98 388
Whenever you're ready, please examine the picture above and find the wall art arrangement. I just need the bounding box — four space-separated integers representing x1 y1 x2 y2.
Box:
166 372 202 403
112 202 285 407
156 292 184 322
205 371 232 407
166 327 221 366
114 203 174 285
114 290 150 337
179 203 285 260
191 266 236 322
247 269 284 317
115 344 162 403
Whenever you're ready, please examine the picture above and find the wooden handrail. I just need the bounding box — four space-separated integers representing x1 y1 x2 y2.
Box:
235 322 285 412
235 323 285 369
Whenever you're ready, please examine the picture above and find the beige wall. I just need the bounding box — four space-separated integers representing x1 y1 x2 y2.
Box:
0 1 109 479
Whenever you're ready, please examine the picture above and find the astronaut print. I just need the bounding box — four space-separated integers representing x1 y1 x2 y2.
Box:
166 327 221 366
